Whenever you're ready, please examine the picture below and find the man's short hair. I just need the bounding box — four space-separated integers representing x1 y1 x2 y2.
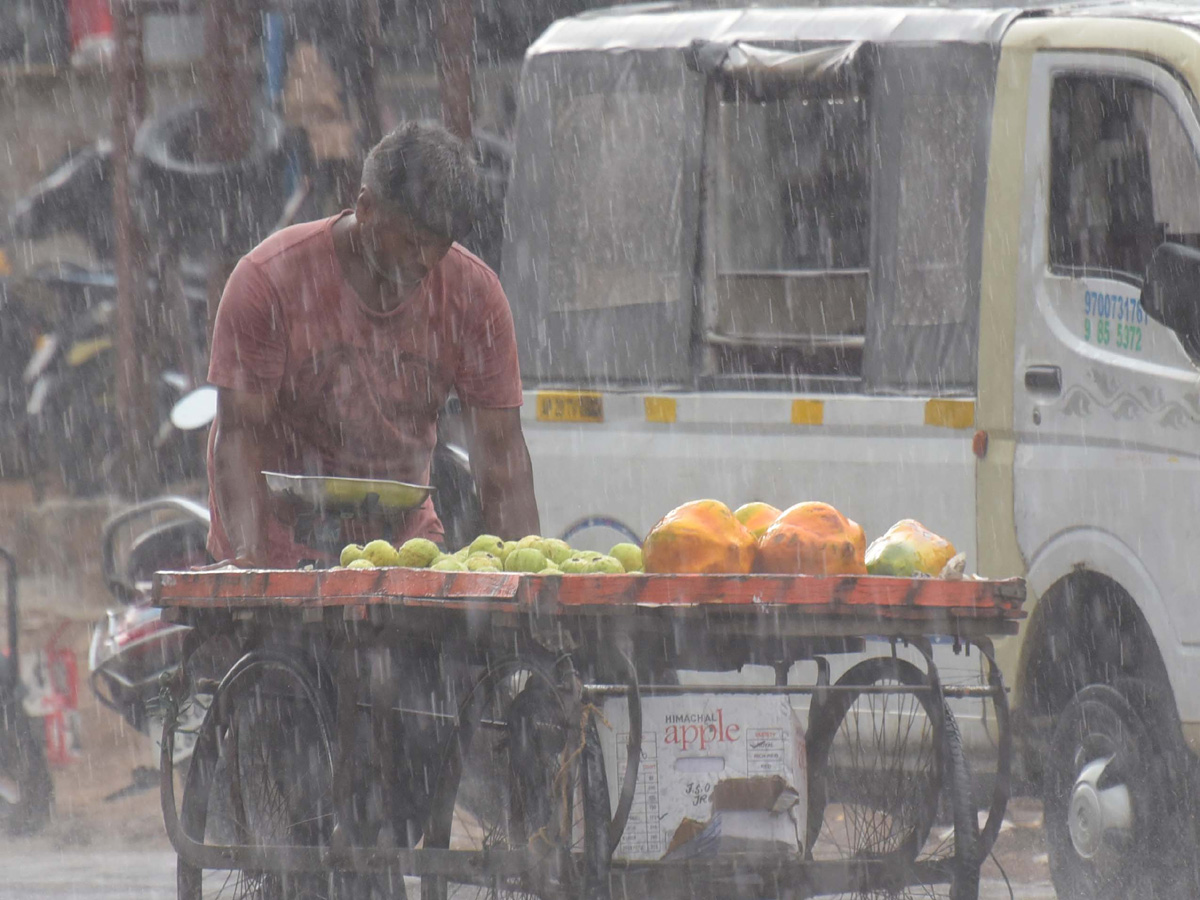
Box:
361 122 478 242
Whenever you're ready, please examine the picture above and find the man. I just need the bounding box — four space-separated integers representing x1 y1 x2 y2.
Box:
206 121 538 567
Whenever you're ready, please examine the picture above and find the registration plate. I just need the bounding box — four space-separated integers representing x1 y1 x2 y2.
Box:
536 391 604 423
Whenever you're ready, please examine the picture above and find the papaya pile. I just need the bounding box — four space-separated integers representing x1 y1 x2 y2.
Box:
641 499 958 578
336 534 644 575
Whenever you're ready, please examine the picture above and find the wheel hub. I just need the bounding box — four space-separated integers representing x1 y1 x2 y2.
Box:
1068 756 1133 860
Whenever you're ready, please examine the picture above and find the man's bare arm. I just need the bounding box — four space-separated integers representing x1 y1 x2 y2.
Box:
211 387 281 566
462 406 540 539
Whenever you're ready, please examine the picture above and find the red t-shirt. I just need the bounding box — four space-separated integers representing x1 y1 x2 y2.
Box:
206 213 522 566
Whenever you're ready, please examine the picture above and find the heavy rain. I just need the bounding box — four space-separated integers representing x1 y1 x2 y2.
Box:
2 0 1200 898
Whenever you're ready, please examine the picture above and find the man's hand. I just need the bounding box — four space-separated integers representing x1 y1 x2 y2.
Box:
211 387 281 565
462 406 539 539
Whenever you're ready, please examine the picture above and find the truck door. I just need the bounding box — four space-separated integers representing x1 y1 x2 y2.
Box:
1015 51 1200 641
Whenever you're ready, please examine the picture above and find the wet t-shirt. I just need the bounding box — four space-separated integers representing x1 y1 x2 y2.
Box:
205 213 522 566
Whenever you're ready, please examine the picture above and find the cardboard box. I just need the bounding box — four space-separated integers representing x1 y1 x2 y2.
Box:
597 694 807 860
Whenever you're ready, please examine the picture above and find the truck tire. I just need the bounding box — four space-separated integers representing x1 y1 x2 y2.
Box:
1045 681 1199 900
133 101 290 255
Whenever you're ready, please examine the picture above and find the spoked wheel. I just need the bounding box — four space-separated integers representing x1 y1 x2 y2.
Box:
1044 682 1195 900
806 657 979 900
422 654 587 900
177 649 350 900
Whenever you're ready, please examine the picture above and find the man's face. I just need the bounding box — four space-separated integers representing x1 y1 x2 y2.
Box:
357 190 454 288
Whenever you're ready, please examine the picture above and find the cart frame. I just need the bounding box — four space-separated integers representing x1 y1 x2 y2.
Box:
154 568 1024 899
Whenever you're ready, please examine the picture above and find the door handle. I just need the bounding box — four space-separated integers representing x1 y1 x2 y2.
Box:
1024 365 1062 396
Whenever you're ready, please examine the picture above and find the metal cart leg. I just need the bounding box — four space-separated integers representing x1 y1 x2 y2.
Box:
970 637 1012 860
581 713 613 900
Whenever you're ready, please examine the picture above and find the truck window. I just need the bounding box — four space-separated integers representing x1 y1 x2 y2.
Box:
1050 75 1200 283
703 83 870 383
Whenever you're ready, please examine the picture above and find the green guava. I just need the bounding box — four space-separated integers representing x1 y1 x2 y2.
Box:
609 543 644 573
469 535 506 558
362 540 401 567
588 556 625 574
505 548 547 573
467 553 502 571
397 538 440 568
542 539 573 565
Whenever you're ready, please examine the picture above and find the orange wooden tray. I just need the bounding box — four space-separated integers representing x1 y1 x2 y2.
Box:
154 568 1025 622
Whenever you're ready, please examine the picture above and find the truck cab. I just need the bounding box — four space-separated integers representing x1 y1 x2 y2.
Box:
500 3 1200 895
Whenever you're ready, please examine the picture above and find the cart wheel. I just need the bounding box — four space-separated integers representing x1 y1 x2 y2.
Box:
423 655 583 900
806 657 979 899
0 698 53 835
177 649 350 900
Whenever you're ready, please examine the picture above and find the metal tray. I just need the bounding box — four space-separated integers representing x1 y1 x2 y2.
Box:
262 472 434 515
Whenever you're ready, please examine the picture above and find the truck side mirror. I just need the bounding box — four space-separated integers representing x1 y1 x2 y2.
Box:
1143 242 1200 360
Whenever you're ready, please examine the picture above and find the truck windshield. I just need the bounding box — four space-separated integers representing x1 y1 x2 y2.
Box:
1050 74 1200 283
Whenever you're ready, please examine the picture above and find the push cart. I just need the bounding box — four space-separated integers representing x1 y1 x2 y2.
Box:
154 566 1024 900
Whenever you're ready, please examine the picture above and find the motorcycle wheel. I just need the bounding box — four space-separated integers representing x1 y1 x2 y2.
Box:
134 101 290 254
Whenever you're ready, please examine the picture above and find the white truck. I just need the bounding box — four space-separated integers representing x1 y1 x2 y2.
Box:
497 2 1200 896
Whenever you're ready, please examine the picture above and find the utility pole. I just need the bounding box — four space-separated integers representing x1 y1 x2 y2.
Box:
110 0 151 496
436 0 475 140
198 0 260 342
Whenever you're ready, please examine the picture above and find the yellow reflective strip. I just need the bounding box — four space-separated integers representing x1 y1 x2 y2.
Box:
644 396 677 423
790 399 824 426
535 391 604 423
0 249 10 276
924 399 975 429
66 336 113 367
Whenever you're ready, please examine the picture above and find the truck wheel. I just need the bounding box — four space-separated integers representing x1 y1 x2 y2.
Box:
1045 682 1196 899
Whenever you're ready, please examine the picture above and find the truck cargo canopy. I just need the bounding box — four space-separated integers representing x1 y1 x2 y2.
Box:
686 39 866 102
502 6 1017 391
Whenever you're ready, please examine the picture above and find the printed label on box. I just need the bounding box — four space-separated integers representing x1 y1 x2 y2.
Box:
597 694 806 860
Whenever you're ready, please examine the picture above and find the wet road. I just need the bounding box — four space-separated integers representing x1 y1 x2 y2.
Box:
0 847 177 899
0 805 1058 899
0 853 1058 900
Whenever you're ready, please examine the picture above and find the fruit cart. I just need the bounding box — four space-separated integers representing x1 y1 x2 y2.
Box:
153 565 1023 900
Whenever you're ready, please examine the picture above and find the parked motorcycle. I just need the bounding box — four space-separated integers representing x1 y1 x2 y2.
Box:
18 264 208 498
89 497 219 774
